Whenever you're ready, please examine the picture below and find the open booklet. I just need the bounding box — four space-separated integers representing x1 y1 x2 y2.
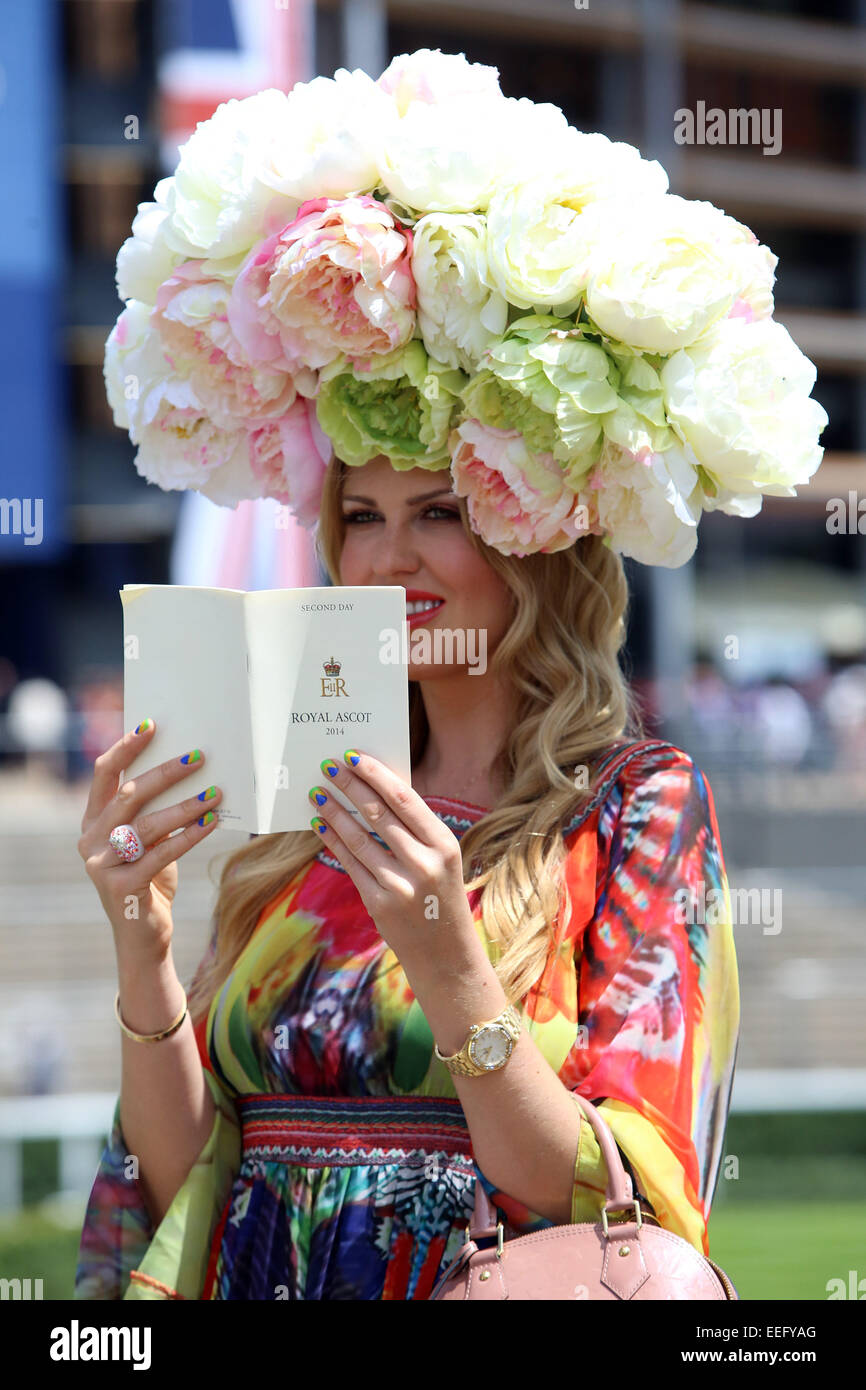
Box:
119 585 411 833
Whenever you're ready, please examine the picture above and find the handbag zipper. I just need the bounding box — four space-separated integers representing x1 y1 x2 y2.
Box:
705 1255 737 1300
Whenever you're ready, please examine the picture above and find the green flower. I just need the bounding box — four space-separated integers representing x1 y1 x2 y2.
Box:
461 371 559 456
471 314 621 485
603 347 675 455
316 340 466 470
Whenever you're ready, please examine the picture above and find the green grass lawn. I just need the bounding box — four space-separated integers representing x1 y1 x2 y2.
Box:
709 1201 866 1301
0 1207 85 1300
0 1198 862 1300
2 1112 864 1300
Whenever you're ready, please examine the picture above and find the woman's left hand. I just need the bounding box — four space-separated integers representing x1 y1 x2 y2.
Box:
308 748 476 961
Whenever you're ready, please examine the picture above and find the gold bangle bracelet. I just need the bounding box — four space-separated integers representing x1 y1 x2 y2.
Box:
115 989 188 1043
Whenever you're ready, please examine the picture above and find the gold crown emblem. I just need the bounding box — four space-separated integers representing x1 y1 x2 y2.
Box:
323 655 341 677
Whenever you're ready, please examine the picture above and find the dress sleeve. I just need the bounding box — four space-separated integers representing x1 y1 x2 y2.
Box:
474 745 739 1257
74 912 239 1300
561 745 740 1255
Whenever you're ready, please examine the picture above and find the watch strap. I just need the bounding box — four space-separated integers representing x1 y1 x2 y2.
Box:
434 1002 522 1076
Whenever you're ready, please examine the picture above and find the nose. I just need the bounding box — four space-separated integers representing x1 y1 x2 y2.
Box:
368 521 422 580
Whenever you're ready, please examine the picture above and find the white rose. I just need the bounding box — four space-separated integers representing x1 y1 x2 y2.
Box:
585 194 778 353
159 90 302 259
661 316 828 504
411 213 508 371
593 439 703 568
377 48 502 115
485 130 668 311
255 68 391 203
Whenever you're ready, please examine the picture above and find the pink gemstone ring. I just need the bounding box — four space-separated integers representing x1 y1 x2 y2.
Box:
109 824 144 862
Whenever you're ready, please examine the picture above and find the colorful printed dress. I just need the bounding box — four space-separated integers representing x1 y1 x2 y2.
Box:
74 738 739 1300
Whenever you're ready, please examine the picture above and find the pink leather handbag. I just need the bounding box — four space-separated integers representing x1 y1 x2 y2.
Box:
429 1090 738 1300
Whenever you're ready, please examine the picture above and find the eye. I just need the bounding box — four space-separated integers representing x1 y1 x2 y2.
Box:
422 505 459 520
342 505 459 524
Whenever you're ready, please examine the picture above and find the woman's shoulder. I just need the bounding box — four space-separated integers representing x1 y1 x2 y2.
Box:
560 737 703 841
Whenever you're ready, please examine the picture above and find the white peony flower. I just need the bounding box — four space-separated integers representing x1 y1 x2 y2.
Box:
411 213 508 371
116 198 183 304
484 130 669 311
592 438 704 568
377 94 570 215
661 316 828 505
158 90 302 260
255 68 392 203
377 48 503 114
584 194 778 353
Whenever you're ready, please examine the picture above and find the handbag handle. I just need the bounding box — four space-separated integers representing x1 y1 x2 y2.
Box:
469 1091 636 1237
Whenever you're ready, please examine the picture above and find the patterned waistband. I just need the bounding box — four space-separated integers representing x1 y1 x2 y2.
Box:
238 1093 475 1169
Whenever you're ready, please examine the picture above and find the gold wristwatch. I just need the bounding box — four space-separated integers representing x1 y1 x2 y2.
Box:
434 1003 522 1077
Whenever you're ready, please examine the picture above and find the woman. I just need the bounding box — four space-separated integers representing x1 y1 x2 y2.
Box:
74 448 739 1300
72 45 827 1300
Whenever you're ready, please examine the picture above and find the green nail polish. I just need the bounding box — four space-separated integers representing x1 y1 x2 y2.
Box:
309 786 328 806
321 759 340 778
198 810 215 826
135 718 153 735
311 817 327 834
198 785 217 801
180 749 202 764
344 749 360 766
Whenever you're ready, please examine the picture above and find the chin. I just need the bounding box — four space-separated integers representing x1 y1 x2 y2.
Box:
408 662 463 680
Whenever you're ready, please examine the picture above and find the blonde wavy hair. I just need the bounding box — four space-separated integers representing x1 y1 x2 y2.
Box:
188 456 644 1027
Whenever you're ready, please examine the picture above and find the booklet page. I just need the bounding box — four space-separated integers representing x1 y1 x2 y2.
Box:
119 585 255 830
246 585 411 832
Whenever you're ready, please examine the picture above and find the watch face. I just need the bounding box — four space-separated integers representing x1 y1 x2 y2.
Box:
469 1025 513 1070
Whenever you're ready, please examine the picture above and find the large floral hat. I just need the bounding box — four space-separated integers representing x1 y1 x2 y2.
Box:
105 48 828 568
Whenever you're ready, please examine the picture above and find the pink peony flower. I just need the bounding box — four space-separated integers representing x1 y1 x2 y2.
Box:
132 402 259 500
152 261 313 425
449 420 591 556
248 396 333 525
228 196 416 373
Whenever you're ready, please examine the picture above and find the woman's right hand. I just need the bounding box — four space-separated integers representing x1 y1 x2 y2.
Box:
77 719 222 961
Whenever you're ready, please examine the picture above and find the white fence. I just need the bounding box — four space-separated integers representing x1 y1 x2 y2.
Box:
1 1070 866 1215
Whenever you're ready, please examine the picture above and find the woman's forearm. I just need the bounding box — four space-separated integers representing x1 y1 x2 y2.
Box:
398 925 581 1226
116 948 215 1228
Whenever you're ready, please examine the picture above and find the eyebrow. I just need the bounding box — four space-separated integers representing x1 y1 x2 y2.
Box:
341 487 456 506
